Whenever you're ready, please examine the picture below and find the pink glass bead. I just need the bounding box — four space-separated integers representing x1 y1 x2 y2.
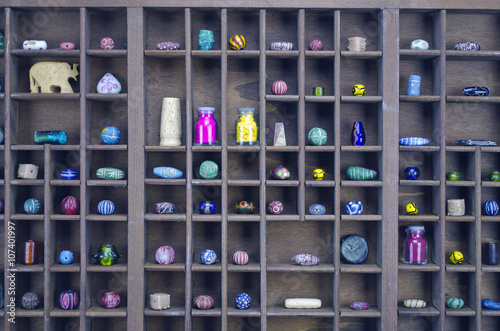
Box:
271 80 288 95
403 225 427 264
193 295 214 309
232 251 249 265
61 196 80 215
195 107 218 146
155 246 175 265
308 39 324 51
102 292 120 309
100 37 114 50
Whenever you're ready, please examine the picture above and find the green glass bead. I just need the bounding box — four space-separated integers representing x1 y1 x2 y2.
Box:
199 160 218 179
446 297 464 309
93 244 121 266
96 167 125 180
308 127 327 146
346 166 377 180
487 171 500 182
446 171 463 181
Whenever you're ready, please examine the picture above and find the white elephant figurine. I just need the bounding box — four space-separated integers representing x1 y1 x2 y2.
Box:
29 62 79 93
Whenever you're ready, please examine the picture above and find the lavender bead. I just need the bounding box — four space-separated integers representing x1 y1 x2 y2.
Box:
156 41 181 50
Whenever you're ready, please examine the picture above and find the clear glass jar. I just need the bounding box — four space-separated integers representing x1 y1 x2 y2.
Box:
235 107 258 146
402 225 427 264
194 107 218 146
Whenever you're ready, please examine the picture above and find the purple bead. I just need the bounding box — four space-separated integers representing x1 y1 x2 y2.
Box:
156 41 181 50
350 301 369 310
60 290 79 310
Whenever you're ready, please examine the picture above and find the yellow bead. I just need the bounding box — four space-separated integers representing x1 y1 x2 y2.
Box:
450 251 464 264
352 84 366 96
229 34 246 50
313 169 325 180
405 202 418 215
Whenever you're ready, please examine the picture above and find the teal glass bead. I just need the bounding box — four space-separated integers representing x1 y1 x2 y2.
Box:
346 166 377 180
199 30 215 50
34 131 67 145
308 127 327 146
199 160 218 179
96 167 125 180
24 198 41 214
446 297 464 309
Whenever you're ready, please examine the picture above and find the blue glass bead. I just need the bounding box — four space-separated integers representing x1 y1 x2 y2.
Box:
346 201 363 215
309 204 326 215
97 200 115 215
24 198 41 214
0 128 3 144
404 167 421 180
200 249 217 265
484 200 499 216
199 201 216 214
59 250 74 264
351 121 365 146
154 167 183 179
399 137 430 146
60 169 78 180
235 293 251 309
34 131 67 145
101 126 121 145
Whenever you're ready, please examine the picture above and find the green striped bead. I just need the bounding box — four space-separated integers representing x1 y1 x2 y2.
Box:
446 297 464 309
96 167 125 180
346 166 377 180
487 171 500 182
446 171 463 181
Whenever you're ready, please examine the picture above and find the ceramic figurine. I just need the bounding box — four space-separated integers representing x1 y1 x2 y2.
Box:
308 39 324 51
198 30 215 50
410 39 429 50
60 42 76 50
149 293 171 310
23 40 47 50
93 244 121 266
200 249 217 265
285 298 322 309
482 299 500 310
235 107 258 146
351 302 370 310
229 34 246 50
341 235 368 264
232 251 249 265
453 42 480 51
155 202 175 214
30 62 78 93
404 167 421 180
399 137 430 146
101 126 121 145
407 75 421 96
24 240 38 265
96 167 125 180
309 204 326 215
484 200 499 216
97 73 122 94
154 167 183 179
484 241 498 265
308 127 327 146
271 80 288 95
102 292 120 309
236 201 254 214
0 32 4 49
352 84 366 96
405 202 418 215
351 121 365 146
446 171 463 181
270 165 290 180
97 200 115 215
447 199 465 216
346 166 377 180
346 201 363 215
199 160 218 179
462 86 490 96
59 290 79 310
156 41 181 50
193 295 214 309
59 250 74 264
488 171 500 182
273 122 286 146
100 37 114 50
404 299 427 308
18 163 39 179
268 201 284 215
199 201 216 214
155 246 175 265
347 37 366 51
312 87 325 96
403 225 427 264
22 292 40 310
34 130 68 144
24 198 41 214
291 254 320 266
235 293 251 309
195 107 218 146
456 139 498 146
160 97 182 146
60 169 78 180
61 196 80 215
313 169 325 180
450 251 464 265
269 41 294 51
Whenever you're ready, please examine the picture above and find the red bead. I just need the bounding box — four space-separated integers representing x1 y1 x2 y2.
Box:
155 246 175 265
102 292 120 309
61 196 80 215
193 295 214 309
100 37 114 50
271 80 288 95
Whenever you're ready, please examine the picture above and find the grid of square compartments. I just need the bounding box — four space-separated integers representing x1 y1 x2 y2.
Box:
0 4 500 331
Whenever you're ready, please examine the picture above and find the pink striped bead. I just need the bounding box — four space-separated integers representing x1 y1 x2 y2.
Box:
271 80 288 95
193 295 214 309
232 251 249 265
308 39 324 51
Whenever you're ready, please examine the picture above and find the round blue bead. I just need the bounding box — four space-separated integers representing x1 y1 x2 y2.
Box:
484 200 499 216
346 201 363 215
199 201 216 214
200 249 217 265
309 204 326 215
59 250 74 264
60 169 78 180
24 198 41 214
235 293 251 309
404 167 421 180
101 126 121 145
97 200 115 215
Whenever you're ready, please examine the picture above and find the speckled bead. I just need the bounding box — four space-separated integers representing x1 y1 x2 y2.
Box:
155 246 175 265
351 302 369 310
96 167 125 180
97 200 115 215
270 165 291 180
291 254 320 266
484 200 499 216
236 201 254 214
199 160 218 179
403 299 427 308
59 250 74 264
22 292 40 310
24 198 41 214
232 251 249 265
487 171 500 182
308 39 324 51
155 202 175 214
194 295 214 309
346 201 363 215
59 290 79 310
405 167 421 180
156 41 181 50
102 292 120 309
101 126 121 145
447 199 465 216
269 41 294 51
199 201 216 214
346 166 377 180
100 37 114 50
60 169 78 180
268 201 284 215
399 137 430 146
308 127 327 146
235 293 251 309
61 196 80 215
200 249 217 265
271 80 288 95
229 35 246 50
453 41 480 51
309 204 326 215
153 167 183 179
446 297 464 309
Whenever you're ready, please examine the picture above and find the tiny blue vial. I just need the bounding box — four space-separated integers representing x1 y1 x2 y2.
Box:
407 75 421 96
